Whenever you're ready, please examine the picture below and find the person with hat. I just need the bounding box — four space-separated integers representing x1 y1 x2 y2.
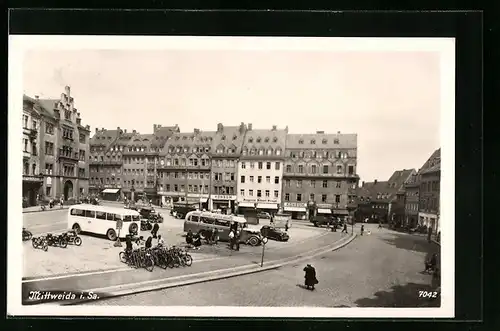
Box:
303 264 319 290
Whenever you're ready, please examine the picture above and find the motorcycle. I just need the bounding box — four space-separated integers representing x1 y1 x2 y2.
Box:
22 228 33 241
32 236 48 251
141 220 153 231
45 233 68 248
61 230 82 246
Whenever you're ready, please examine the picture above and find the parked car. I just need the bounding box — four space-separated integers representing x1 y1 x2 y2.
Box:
138 206 163 223
171 203 198 219
311 215 335 227
257 212 271 219
260 225 289 242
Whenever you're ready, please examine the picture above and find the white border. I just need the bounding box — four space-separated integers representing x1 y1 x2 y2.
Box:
8 36 455 318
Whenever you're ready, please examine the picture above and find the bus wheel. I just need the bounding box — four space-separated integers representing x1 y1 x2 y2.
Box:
107 229 117 241
72 224 81 234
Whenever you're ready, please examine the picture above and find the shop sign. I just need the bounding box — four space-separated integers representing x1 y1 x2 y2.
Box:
211 195 236 201
316 203 333 209
23 175 43 183
284 202 307 208
187 193 209 199
241 198 278 203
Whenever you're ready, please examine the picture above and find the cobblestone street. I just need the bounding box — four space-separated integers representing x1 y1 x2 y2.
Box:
92 224 440 307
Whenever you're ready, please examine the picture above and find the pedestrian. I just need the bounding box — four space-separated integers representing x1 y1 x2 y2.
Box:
213 228 219 245
228 229 235 250
342 223 348 234
186 229 194 245
157 234 165 247
235 230 241 251
378 221 382 229
361 224 364 236
427 226 433 243
285 220 289 232
193 232 202 250
60 197 64 209
210 228 217 245
145 236 153 249
151 222 160 239
303 264 319 290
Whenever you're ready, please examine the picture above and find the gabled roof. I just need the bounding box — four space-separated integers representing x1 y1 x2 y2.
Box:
35 98 60 119
90 129 120 146
242 128 287 151
286 133 357 149
151 125 180 148
357 169 416 203
418 148 441 174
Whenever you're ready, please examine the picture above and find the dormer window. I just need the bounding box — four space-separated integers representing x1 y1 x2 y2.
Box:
256 137 261 143
221 135 226 140
242 148 248 155
175 136 180 140
259 148 264 155
276 149 281 156
311 139 316 144
299 139 304 144
250 148 256 155
334 138 339 144
249 137 253 143
322 139 327 144
267 149 272 155
273 137 278 142
264 137 269 143
233 135 237 140
182 136 187 140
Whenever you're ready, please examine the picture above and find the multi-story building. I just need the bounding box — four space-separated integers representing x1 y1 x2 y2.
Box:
236 125 287 216
22 95 44 206
158 129 215 207
404 172 420 228
418 148 441 233
23 86 91 205
356 169 415 224
144 124 180 205
283 131 358 220
209 123 247 213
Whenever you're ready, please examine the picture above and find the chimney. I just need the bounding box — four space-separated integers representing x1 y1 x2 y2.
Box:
239 122 245 133
153 124 157 131
337 131 341 134
272 125 277 131
157 124 161 128
316 131 324 134
248 123 252 131
194 128 200 134
117 127 121 131
34 95 39 100
101 128 104 132
95 128 98 133
217 123 223 132
374 179 378 184
65 86 71 96
124 129 127 133
133 130 136 134
85 125 90 130
285 125 288 133
362 181 365 187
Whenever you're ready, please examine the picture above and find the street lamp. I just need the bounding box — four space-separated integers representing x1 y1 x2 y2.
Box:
260 236 269 267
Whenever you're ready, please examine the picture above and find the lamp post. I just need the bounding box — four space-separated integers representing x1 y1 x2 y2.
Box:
260 236 269 267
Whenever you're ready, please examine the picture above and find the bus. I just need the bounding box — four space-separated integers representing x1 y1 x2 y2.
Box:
184 211 263 246
67 204 141 241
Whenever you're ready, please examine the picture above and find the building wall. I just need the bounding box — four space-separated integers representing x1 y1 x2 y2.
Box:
418 170 440 232
236 160 283 205
404 184 420 225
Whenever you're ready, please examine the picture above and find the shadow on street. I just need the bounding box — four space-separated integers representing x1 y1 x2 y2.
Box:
354 282 441 308
380 232 439 256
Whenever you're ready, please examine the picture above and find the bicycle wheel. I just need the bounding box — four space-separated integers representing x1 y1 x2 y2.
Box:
26 231 33 240
119 251 127 263
42 242 48 251
32 238 39 249
59 238 68 248
183 254 193 267
144 256 154 272
173 256 181 268
166 255 175 268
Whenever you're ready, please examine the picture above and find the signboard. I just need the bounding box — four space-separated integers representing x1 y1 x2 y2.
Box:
284 202 307 208
241 198 279 203
46 177 52 186
211 195 236 201
316 203 333 209
22 175 43 183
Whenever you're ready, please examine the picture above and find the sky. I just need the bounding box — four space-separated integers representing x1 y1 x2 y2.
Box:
22 48 441 182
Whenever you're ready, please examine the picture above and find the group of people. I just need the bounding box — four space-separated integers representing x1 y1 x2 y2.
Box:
185 230 203 250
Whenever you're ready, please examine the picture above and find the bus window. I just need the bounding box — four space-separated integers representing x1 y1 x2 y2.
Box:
71 209 85 216
132 215 140 222
96 211 106 220
106 213 115 221
191 215 200 222
214 219 227 227
123 215 132 222
115 214 122 220
201 217 214 225
85 210 95 218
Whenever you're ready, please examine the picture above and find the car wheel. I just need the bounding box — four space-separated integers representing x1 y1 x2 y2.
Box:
74 237 82 246
248 236 260 246
107 229 117 241
72 223 81 234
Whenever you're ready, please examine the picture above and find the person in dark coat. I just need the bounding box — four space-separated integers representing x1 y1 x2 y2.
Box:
186 229 193 245
193 232 202 249
151 222 160 239
303 264 319 290
145 236 153 249
342 223 348 234
360 225 365 236
425 252 438 273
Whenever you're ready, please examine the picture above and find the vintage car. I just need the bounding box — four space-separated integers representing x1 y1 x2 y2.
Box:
260 225 290 242
256 211 271 219
311 214 336 227
171 203 198 219
138 206 163 223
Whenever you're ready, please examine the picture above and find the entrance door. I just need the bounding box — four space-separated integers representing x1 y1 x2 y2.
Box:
64 180 73 200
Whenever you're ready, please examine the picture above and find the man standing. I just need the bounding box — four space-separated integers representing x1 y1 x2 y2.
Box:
228 229 235 250
151 222 160 239
361 224 365 236
342 223 348 234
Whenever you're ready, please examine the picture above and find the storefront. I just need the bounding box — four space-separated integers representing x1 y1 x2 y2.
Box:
101 188 121 201
235 201 257 219
210 194 236 214
22 175 44 207
316 203 333 216
418 212 439 233
332 209 349 222
283 202 307 220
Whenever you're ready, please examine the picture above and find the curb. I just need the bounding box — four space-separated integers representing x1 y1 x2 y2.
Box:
61 233 357 305
431 239 441 246
23 207 69 214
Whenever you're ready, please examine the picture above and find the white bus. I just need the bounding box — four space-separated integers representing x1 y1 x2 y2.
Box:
67 204 141 241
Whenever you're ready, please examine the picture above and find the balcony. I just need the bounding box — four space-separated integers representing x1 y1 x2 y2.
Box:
57 149 79 161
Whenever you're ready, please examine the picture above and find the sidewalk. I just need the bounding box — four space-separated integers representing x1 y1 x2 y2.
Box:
23 205 68 213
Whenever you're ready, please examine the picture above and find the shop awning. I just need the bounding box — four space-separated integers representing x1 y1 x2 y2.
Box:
317 208 331 214
284 207 306 212
199 198 208 203
257 203 278 209
102 188 120 194
238 202 255 208
333 210 349 216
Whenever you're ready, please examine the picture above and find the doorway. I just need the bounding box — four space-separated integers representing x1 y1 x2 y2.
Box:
63 180 73 200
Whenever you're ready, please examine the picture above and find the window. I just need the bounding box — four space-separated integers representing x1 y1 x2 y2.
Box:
85 210 96 218
274 176 279 184
310 193 315 201
249 189 254 196
250 162 255 169
258 176 262 183
174 184 178 192
45 123 54 134
323 165 329 174
240 189 245 196
334 138 339 144
45 163 53 175
96 211 106 220
297 194 302 202
323 180 328 188
241 162 246 169
23 139 28 152
249 175 254 183
266 162 271 170
285 179 290 187
266 176 270 183
336 165 343 174
258 162 263 170
240 175 245 183
22 115 29 128
298 165 304 173
311 180 316 188
23 162 29 175
285 193 290 201
70 209 85 216
275 162 280 170
257 190 262 197
297 180 302 188
274 190 279 198
336 181 341 188
348 165 354 175
322 194 327 203
335 195 341 203
286 165 292 172
311 165 317 173
265 190 270 197
79 134 86 144
46 187 51 196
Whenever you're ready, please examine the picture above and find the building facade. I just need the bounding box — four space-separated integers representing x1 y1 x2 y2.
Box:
404 173 420 227
158 129 215 207
418 148 441 234
236 125 287 216
209 123 247 213
23 86 91 205
283 132 358 220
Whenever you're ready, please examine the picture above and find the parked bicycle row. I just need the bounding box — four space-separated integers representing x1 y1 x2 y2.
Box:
29 230 82 251
119 245 192 272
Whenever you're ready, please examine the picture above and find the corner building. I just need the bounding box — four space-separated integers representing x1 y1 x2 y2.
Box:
158 129 215 207
209 123 248 213
23 86 91 204
283 132 358 220
236 125 286 216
